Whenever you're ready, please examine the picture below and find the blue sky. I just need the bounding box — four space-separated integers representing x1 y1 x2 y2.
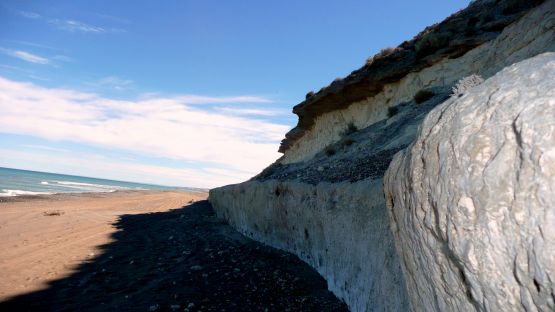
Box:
0 0 469 188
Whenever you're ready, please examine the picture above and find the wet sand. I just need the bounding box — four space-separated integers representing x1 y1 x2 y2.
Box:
0 191 347 311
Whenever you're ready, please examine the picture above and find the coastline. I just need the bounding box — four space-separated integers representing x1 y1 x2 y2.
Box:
0 189 205 203
0 190 207 301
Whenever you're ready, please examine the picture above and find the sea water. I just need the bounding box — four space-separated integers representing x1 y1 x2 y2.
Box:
0 167 199 197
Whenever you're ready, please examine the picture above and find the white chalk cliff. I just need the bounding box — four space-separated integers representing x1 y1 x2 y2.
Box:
210 1 555 311
384 53 555 311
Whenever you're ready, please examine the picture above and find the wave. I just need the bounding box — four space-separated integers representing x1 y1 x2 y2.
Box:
51 180 135 192
41 181 49 185
0 189 54 197
55 181 105 187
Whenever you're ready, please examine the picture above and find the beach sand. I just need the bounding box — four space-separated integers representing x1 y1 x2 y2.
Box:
0 190 207 300
0 191 347 311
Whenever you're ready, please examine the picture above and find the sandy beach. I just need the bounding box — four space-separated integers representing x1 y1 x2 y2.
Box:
0 190 207 301
0 191 347 311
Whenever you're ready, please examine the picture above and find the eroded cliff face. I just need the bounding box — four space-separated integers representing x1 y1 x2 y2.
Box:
210 180 409 311
280 0 554 164
384 53 555 311
209 1 555 311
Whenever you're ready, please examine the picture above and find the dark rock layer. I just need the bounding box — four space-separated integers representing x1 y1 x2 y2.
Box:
279 0 545 153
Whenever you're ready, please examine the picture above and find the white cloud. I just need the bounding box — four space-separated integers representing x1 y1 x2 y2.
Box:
0 48 49 64
0 148 242 188
0 77 290 187
49 19 124 34
13 51 49 64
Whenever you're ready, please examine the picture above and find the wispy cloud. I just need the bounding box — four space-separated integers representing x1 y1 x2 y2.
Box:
20 144 70 153
91 13 132 25
19 11 40 19
215 107 288 117
52 55 72 62
13 8 125 34
0 64 25 72
49 19 125 34
12 51 49 64
175 95 273 105
0 48 49 64
0 76 289 187
0 64 49 81
1 40 62 52
88 76 134 91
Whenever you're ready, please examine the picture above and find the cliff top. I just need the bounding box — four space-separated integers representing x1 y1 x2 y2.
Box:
279 0 544 153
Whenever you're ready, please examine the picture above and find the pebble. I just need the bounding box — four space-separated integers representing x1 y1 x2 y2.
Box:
190 265 202 271
148 304 159 311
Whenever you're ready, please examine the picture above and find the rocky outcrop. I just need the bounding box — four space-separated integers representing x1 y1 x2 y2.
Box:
210 179 410 312
209 1 555 311
211 84 454 311
279 0 554 164
384 53 555 311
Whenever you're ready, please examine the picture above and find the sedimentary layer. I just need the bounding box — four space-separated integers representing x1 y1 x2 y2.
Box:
210 180 409 311
210 1 555 311
280 0 554 164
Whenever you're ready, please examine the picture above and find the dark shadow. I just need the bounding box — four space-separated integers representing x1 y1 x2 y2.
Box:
0 200 347 312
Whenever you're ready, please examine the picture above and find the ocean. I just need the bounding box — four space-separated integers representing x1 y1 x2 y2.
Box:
0 167 201 197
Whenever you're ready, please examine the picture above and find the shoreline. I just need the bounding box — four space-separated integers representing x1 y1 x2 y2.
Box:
0 189 207 203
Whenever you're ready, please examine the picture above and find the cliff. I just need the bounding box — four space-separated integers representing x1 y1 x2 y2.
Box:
210 1 555 311
384 53 555 311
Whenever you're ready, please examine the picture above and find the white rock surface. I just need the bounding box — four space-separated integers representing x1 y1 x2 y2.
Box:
281 1 554 164
210 179 410 312
384 53 555 311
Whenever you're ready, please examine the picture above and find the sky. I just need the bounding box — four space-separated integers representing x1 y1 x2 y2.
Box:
0 0 470 188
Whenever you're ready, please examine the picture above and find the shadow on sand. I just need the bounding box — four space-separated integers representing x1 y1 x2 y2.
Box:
0 200 347 312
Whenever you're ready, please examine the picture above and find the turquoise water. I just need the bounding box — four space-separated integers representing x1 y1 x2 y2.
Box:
0 167 202 197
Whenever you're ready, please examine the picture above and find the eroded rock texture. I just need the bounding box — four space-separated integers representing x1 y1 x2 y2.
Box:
279 0 554 164
279 0 550 155
384 53 555 311
210 179 410 312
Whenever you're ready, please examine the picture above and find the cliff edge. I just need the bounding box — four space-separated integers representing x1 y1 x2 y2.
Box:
210 1 555 311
